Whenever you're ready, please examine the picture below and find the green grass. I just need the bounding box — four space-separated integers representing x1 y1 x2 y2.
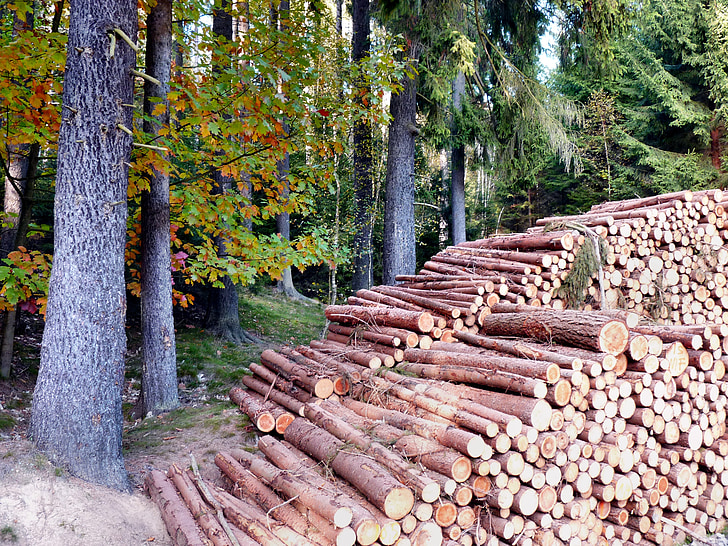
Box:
0 525 18 543
0 413 15 432
173 287 326 395
122 401 248 453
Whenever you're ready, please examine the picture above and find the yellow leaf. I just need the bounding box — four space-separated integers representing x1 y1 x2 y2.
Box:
152 103 167 116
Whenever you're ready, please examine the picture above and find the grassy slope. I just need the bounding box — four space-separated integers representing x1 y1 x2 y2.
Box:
122 287 326 455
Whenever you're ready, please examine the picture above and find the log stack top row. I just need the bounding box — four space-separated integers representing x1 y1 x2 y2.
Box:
146 188 728 546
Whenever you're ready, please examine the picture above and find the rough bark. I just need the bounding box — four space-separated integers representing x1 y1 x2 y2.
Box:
30 0 137 491
284 417 415 520
0 5 40 379
139 0 179 416
206 1 255 344
351 0 374 291
450 71 466 245
383 64 418 285
145 470 207 546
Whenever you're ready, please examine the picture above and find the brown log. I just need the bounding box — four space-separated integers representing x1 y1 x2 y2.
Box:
430 253 535 276
446 245 554 267
355 288 426 313
259 350 334 399
167 464 234 546
210 487 315 546
350 374 500 438
241 374 306 417
214 452 324 541
226 449 354 530
438 385 554 432
256 437 383 546
480 309 629 355
394 434 472 482
372 285 468 318
283 417 416 520
403 347 561 384
325 305 434 334
395 361 549 399
340 398 486 458
302 402 441 501
144 470 208 546
305 340 382 370
229 387 275 432
328 322 402 347
272 348 340 398
451 331 582 370
458 230 574 252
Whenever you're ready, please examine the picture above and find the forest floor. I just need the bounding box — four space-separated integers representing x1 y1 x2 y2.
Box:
0 287 326 546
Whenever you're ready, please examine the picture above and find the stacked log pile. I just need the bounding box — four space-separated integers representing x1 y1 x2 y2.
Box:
144 189 728 545
147 303 728 546
411 188 728 326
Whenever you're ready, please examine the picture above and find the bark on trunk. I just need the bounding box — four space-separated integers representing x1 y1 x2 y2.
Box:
451 71 466 245
206 0 254 344
0 6 40 380
139 0 178 416
351 0 374 291
30 0 137 491
383 63 418 285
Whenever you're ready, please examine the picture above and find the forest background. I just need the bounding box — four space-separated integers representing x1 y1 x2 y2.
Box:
1 0 728 489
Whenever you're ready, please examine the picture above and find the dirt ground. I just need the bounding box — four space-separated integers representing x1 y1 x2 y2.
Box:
0 377 252 546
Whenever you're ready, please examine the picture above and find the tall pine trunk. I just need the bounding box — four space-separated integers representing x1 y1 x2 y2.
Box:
0 1 37 379
139 0 178 415
273 0 312 302
451 70 466 245
205 0 250 343
31 0 137 491
351 0 374 291
382 69 418 285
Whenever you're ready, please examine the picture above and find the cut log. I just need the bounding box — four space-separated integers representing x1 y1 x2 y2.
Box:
480 310 629 355
325 305 434 334
224 449 354 529
283 418 416 520
167 464 234 546
145 470 208 546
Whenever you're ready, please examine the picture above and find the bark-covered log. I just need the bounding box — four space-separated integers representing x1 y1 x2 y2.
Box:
145 470 208 546
480 310 628 355
325 305 434 334
284 417 416 520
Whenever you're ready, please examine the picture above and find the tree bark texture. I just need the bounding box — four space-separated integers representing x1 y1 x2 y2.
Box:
140 0 178 415
351 0 374 291
0 5 39 380
206 0 249 343
383 67 418 285
30 0 137 491
451 70 466 245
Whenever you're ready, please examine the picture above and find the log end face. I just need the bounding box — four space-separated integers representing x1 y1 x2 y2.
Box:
314 378 335 399
417 313 434 334
420 481 441 504
598 320 629 355
356 519 381 546
451 456 472 483
334 506 354 529
467 436 486 459
531 400 553 432
383 486 415 520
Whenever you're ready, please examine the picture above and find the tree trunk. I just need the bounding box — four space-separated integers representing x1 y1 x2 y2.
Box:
451 71 466 245
30 0 137 491
139 0 178 416
383 64 418 285
0 3 38 380
206 0 254 344
272 1 314 303
351 0 374 291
